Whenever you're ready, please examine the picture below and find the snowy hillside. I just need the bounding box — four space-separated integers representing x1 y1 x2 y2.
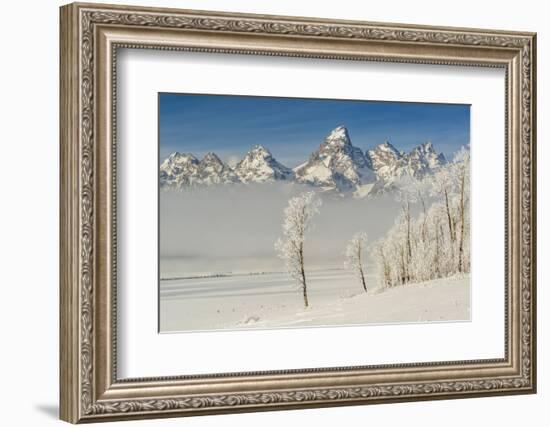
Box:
160 270 470 332
160 125 449 197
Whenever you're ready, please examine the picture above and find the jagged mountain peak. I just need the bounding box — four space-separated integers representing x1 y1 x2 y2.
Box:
247 144 271 156
200 152 226 168
163 152 198 165
367 141 405 182
313 126 356 160
295 125 375 192
323 125 352 147
367 140 447 192
160 151 239 188
235 145 293 183
370 140 402 156
421 141 434 149
407 141 446 175
160 152 200 187
196 152 239 185
411 141 436 156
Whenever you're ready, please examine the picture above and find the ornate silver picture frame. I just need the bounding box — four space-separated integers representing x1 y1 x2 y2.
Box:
60 2 536 423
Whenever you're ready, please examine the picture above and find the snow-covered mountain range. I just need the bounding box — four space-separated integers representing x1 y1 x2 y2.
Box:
160 152 240 188
160 125 447 197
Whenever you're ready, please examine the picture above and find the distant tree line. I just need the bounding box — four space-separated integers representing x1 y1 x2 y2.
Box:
371 148 470 288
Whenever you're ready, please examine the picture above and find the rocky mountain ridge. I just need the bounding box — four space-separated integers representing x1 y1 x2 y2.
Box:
160 125 448 197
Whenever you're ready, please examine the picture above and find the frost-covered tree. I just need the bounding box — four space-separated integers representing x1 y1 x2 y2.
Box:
452 148 470 273
429 147 470 273
344 232 369 293
275 191 322 308
372 147 470 288
429 147 470 246
396 174 431 244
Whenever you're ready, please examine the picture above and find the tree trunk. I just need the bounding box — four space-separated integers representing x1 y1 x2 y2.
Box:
359 267 367 292
379 247 390 288
299 243 308 308
420 195 428 244
358 245 367 293
402 202 412 283
434 224 440 278
405 201 412 258
439 223 446 276
400 246 406 284
444 188 455 242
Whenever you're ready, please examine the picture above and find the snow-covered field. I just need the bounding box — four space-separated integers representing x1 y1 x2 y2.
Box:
159 175 471 333
160 268 470 332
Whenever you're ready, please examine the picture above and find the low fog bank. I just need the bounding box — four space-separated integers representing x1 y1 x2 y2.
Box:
160 183 409 276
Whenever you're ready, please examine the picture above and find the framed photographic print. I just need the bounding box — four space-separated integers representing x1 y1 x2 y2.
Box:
60 2 537 423
158 95 471 333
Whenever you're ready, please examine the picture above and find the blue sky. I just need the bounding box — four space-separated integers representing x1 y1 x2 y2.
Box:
159 93 470 167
